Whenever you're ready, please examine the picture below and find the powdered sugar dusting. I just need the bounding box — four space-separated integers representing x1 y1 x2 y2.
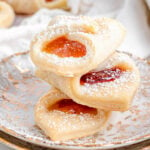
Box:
81 71 136 96
31 16 122 67
80 52 137 96
0 52 149 149
48 15 99 33
38 35 92 66
42 110 105 130
32 26 95 66
95 51 134 70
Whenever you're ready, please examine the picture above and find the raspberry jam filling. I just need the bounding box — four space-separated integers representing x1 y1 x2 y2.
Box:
80 67 123 85
42 36 86 58
50 99 97 115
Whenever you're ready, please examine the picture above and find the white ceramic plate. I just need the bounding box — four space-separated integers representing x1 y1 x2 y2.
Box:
0 52 150 150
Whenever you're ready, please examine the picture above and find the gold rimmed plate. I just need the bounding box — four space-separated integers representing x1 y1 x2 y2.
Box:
0 51 150 149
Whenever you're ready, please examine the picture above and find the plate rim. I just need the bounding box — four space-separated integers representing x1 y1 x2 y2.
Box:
0 51 150 149
0 126 150 150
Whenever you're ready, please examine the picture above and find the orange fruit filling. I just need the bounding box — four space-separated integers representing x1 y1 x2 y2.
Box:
42 36 86 58
49 99 97 115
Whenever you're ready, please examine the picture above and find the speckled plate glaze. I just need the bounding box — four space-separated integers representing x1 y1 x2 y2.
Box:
0 52 150 150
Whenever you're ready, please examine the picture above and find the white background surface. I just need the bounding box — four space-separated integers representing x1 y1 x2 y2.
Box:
0 0 150 149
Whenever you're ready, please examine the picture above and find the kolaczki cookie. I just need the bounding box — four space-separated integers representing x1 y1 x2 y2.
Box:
30 15 140 141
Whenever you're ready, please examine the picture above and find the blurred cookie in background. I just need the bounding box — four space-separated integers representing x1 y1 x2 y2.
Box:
1 0 39 14
0 1 15 28
35 0 68 10
1 0 68 14
144 0 150 26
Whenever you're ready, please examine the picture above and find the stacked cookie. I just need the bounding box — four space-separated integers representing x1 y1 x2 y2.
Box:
30 16 140 141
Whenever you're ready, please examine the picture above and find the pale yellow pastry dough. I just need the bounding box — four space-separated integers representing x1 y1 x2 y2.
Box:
30 16 126 77
3 0 38 14
35 0 68 10
35 88 110 141
0 1 15 28
36 52 140 111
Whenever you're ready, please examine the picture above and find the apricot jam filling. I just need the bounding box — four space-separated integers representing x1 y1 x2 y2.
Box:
42 36 86 58
49 99 97 115
80 67 123 85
